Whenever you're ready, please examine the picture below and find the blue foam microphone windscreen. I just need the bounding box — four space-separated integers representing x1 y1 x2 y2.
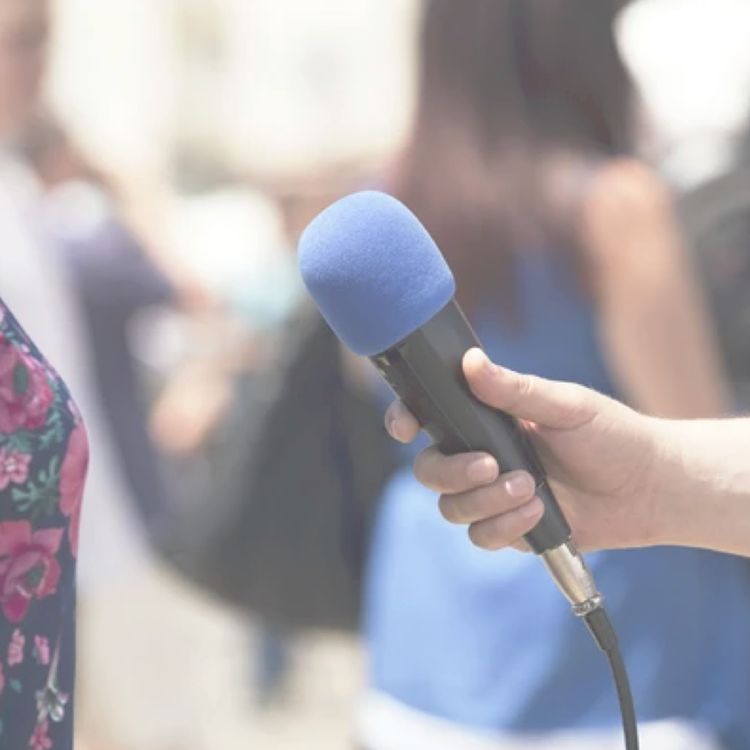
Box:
298 191 456 356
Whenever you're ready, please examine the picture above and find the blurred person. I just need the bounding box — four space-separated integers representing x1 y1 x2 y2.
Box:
0 182 86 750
0 2 218 748
20 113 179 539
358 1 750 749
157 176 360 705
0 0 46 139
0 0 156 591
0 155 90 750
678 118 750 406
0 2 91 748
0 0 156 594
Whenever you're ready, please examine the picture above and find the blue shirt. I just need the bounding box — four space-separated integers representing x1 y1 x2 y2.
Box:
364 253 750 747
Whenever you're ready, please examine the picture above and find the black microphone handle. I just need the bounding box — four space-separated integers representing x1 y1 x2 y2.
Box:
371 299 570 554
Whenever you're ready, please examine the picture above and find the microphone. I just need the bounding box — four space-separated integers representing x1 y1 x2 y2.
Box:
298 190 600 614
299 191 640 750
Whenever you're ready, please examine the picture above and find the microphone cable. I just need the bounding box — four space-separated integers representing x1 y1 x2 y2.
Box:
583 607 639 750
541 539 639 748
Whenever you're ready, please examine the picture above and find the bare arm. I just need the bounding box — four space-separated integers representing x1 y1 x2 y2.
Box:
581 160 730 418
654 416 750 555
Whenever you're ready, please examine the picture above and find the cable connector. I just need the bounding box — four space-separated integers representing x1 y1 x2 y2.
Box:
573 595 604 617
541 541 639 748
540 540 601 609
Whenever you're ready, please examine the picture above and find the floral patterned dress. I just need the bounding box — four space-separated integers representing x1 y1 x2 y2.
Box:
0 298 86 749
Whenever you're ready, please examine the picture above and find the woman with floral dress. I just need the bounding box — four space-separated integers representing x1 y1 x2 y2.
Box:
0 300 86 749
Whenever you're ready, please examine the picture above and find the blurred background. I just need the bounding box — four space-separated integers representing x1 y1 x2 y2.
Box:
3 0 750 748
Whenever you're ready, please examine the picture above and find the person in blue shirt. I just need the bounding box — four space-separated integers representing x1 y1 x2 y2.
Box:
358 1 750 748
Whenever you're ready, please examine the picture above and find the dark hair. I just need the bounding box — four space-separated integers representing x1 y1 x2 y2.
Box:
392 0 634 312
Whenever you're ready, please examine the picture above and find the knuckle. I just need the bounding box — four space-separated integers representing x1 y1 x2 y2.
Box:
468 519 505 551
468 507 532 551
438 494 462 523
504 371 534 411
467 522 486 548
413 449 446 490
412 451 432 484
518 374 536 400
566 383 597 426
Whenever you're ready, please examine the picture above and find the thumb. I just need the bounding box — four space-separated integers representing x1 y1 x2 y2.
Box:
463 349 599 430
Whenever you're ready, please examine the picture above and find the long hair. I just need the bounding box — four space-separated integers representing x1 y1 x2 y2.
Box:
392 0 634 313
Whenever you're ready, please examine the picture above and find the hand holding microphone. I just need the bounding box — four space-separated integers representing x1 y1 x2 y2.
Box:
389 350 750 560
299 190 600 609
386 347 663 554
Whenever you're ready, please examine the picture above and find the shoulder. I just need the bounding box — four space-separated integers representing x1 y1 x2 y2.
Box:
584 159 673 230
579 158 679 269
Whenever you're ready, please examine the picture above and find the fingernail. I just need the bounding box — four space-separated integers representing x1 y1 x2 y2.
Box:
504 473 535 499
520 497 544 519
467 456 498 483
387 416 401 441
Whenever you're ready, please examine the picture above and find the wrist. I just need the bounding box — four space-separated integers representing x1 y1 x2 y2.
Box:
632 415 684 547
642 417 697 547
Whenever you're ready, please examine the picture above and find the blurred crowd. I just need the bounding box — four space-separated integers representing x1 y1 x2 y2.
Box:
1 0 750 749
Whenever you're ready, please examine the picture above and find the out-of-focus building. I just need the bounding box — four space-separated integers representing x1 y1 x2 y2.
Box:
48 0 420 186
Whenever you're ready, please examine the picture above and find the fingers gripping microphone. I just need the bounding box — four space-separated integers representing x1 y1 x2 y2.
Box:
298 190 599 611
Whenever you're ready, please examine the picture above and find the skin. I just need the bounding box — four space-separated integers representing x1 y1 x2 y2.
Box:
0 0 48 137
578 159 730 419
385 348 750 558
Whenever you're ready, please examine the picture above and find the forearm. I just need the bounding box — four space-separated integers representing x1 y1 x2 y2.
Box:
652 417 750 556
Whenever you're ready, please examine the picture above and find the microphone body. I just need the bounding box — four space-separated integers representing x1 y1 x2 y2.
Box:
370 298 600 608
371 298 569 553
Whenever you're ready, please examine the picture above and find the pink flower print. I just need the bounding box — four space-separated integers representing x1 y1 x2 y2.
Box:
59 423 88 557
8 628 25 666
0 449 31 491
33 635 50 666
29 720 52 750
0 522 63 623
0 660 5 695
0 335 54 433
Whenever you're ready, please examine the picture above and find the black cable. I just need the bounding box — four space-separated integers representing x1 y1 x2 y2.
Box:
583 607 639 750
604 641 639 750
